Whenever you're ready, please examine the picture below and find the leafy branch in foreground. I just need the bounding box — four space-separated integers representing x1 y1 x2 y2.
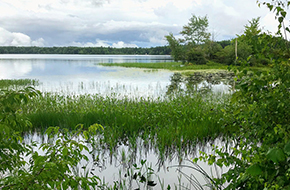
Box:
0 87 107 189
196 59 290 189
194 1 290 189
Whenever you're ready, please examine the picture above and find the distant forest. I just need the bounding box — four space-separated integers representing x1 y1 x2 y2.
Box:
0 40 231 55
0 46 172 55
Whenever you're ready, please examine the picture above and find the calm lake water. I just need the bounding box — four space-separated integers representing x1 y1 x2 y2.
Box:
0 54 229 97
1 54 228 189
0 54 175 98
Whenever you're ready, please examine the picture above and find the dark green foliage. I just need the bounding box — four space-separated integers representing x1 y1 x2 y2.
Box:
217 40 231 48
186 48 207 65
197 1 290 189
0 46 171 55
215 41 252 65
202 41 223 61
165 33 187 62
166 12 289 67
0 87 110 189
166 73 183 93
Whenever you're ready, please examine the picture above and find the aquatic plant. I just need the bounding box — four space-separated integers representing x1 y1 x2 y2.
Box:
0 79 39 90
20 88 231 163
99 61 227 71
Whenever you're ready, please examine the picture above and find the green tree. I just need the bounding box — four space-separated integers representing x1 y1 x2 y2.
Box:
201 40 223 61
186 47 207 65
180 15 211 46
165 15 210 63
165 33 186 62
238 17 262 55
197 1 290 189
215 40 252 65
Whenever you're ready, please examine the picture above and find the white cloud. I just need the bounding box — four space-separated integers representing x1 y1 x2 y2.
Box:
32 38 45 46
0 27 45 46
0 0 283 47
112 41 138 48
69 39 138 48
261 12 281 33
69 39 110 47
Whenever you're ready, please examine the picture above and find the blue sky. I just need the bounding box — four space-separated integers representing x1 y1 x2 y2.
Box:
0 0 284 47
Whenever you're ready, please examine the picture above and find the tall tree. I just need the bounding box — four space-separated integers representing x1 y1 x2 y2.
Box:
238 17 262 55
165 14 210 63
180 15 211 46
164 33 186 62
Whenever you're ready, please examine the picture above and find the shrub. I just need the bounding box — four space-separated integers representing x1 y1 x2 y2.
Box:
186 48 207 65
216 41 252 65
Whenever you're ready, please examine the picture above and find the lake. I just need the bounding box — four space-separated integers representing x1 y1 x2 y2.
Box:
1 54 229 189
24 132 227 190
0 54 175 98
0 54 229 97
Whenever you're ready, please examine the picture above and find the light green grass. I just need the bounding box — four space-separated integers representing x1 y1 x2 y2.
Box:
99 61 228 71
99 62 272 75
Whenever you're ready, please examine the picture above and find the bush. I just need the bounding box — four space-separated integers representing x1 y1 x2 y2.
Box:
202 41 223 61
186 48 207 65
249 56 271 66
198 62 290 189
216 41 252 65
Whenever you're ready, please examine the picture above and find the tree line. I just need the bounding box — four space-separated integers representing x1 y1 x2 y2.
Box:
0 46 172 55
166 15 290 66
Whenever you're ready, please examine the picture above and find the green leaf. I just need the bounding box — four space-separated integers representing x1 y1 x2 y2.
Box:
278 17 284 23
281 11 287 18
267 3 273 11
267 148 285 163
63 147 68 157
83 131 89 140
284 141 290 155
45 127 53 136
147 181 157 187
246 164 262 176
233 109 240 115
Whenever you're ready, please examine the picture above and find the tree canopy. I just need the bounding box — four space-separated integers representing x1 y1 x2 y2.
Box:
180 15 210 46
165 14 210 64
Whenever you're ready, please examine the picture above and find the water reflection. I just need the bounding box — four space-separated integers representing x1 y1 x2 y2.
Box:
24 132 230 189
166 72 233 95
0 55 232 98
0 55 175 98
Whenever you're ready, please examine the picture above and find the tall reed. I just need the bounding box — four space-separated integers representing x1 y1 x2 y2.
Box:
22 91 231 160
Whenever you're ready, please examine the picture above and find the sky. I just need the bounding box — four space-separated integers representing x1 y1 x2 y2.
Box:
0 0 285 48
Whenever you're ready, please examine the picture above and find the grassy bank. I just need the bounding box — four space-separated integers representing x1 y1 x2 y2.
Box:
99 61 271 76
99 61 228 71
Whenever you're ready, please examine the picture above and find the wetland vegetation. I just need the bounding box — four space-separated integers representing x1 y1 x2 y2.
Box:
1 1 290 189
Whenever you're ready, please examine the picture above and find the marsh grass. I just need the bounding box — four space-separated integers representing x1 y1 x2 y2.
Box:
99 61 228 71
0 79 39 89
21 90 232 160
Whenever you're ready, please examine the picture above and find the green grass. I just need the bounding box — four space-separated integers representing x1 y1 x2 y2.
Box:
0 79 39 89
99 61 228 71
21 91 232 158
99 61 272 76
